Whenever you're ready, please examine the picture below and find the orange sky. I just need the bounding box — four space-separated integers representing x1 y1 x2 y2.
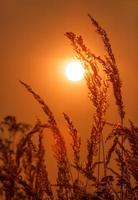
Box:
0 0 138 133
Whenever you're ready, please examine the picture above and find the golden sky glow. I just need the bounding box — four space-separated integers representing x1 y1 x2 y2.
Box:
0 0 138 125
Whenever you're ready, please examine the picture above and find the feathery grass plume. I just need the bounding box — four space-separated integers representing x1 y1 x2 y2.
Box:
16 121 49 167
86 73 108 180
105 122 138 198
123 122 138 184
65 31 99 76
93 176 115 200
88 14 125 121
65 31 109 181
17 176 39 199
105 122 138 157
88 14 115 64
115 149 132 197
105 58 125 121
106 124 130 200
65 29 107 77
35 129 53 200
63 113 81 167
106 137 118 166
16 120 52 199
105 124 127 168
20 81 71 199
19 81 58 131
128 121 138 159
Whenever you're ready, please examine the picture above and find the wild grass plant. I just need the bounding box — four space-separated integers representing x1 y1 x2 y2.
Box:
0 15 138 200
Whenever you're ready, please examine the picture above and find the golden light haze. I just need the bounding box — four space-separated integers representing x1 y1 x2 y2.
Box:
0 0 138 128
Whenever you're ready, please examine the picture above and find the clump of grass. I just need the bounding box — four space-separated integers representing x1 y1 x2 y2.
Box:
0 16 137 200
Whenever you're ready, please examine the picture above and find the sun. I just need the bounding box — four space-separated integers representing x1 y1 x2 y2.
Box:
65 61 84 82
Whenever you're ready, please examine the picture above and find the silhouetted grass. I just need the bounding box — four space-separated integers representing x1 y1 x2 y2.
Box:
0 16 137 200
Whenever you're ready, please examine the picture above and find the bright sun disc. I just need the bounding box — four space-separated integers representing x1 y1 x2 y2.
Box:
65 61 84 81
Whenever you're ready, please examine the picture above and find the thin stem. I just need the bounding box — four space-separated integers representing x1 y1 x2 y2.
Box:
68 162 74 184
120 118 124 200
98 136 101 182
77 167 80 181
101 132 106 176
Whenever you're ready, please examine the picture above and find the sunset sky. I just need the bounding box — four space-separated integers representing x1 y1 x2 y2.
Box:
0 0 138 137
